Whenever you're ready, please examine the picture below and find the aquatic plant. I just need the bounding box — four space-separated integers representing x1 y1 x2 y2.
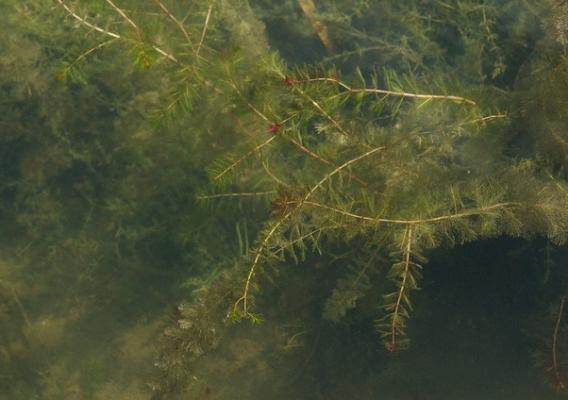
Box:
2 0 568 397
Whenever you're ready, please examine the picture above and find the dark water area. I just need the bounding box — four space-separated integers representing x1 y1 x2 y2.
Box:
256 239 564 400
2 0 568 399
405 239 555 400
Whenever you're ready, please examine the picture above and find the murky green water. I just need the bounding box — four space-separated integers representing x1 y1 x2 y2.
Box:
2 1 568 399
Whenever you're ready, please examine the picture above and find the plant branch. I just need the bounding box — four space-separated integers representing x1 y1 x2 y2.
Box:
56 0 120 39
152 0 196 54
261 160 291 187
302 146 385 201
233 218 287 318
276 68 356 140
212 136 276 182
62 39 117 74
105 0 139 33
56 0 179 63
297 77 477 105
233 146 384 318
276 224 344 256
196 5 213 58
286 137 368 187
292 200 518 225
197 191 275 200
552 295 567 391
389 225 414 352
229 80 368 185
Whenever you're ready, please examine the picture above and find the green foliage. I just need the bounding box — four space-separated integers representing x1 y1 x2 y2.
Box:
0 1 247 398
323 248 382 322
375 226 426 352
3 0 568 398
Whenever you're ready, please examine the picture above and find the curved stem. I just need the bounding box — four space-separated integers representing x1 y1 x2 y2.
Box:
389 225 413 352
552 295 567 391
56 0 179 64
297 77 477 105
234 146 385 318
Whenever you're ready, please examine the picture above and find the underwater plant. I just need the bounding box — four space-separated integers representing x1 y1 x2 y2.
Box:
2 0 568 398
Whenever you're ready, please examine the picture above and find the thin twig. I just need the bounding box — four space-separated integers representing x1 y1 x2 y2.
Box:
105 0 139 32
197 191 275 200
552 295 567 391
0 280 31 329
63 39 117 73
229 80 270 122
213 136 276 182
276 68 356 140
286 137 368 187
150 45 180 63
152 0 196 53
234 146 385 317
262 160 291 187
301 90 353 138
463 114 508 125
56 0 120 38
292 200 518 225
389 225 413 352
304 146 384 200
229 80 367 186
56 0 179 63
11 288 31 328
233 218 287 317
321 45 388 64
296 77 477 105
331 26 425 67
278 224 342 254
196 5 213 57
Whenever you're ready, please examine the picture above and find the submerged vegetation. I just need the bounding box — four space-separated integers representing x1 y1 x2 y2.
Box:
2 0 568 398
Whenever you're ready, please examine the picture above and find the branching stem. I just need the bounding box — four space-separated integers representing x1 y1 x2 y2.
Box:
292 200 519 225
56 0 120 39
297 77 477 105
56 0 179 63
286 137 368 187
228 80 367 186
389 225 414 352
212 136 276 182
62 39 117 76
105 0 139 34
233 146 385 318
152 0 196 54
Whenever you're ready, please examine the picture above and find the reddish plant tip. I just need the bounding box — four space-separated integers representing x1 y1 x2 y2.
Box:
283 76 296 87
554 372 567 392
385 342 398 354
267 122 282 134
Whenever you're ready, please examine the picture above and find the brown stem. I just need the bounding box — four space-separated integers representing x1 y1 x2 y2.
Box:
196 5 213 58
286 137 368 187
234 146 384 317
229 80 367 187
389 225 413 352
288 200 518 225
197 191 275 200
552 295 567 391
152 0 196 54
56 0 179 63
296 77 477 105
